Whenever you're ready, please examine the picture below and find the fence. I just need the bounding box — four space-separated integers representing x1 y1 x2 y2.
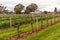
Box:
0 13 60 40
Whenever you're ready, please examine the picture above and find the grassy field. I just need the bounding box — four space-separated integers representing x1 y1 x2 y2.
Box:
24 23 60 40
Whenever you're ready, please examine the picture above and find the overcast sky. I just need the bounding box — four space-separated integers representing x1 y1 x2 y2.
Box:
0 0 60 12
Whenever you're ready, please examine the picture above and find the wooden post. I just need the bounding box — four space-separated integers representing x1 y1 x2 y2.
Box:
58 13 59 22
46 14 48 27
16 24 20 40
54 13 56 23
40 13 43 27
53 13 55 24
10 17 12 27
54 7 57 23
36 17 38 31
56 14 57 22
51 15 52 25
10 17 12 40
31 14 34 32
59 14 60 22
56 15 58 22
44 11 48 27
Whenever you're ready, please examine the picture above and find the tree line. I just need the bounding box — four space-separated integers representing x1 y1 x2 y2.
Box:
0 3 57 14
14 3 38 14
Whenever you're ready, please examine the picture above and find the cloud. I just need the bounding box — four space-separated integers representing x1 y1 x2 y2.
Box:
0 0 60 11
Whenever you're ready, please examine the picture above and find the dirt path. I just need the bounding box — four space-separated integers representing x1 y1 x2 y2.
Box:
5 21 60 40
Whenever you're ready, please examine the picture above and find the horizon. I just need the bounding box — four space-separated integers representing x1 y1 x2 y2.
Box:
0 0 60 12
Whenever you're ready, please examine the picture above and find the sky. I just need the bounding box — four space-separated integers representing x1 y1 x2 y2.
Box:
0 0 60 12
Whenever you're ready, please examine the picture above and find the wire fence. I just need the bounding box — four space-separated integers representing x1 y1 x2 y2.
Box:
0 13 60 40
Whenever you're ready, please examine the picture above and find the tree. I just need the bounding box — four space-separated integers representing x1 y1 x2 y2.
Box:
54 7 57 13
14 4 24 14
0 4 6 14
25 3 38 14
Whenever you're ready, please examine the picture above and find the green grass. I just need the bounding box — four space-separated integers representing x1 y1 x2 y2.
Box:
0 28 17 40
24 23 60 40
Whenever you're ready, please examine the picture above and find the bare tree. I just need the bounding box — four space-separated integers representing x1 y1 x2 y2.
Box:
0 4 6 14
